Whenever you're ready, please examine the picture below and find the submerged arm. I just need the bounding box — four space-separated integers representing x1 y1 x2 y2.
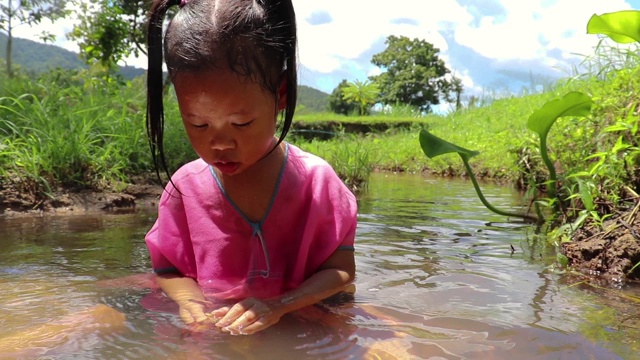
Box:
278 249 356 310
156 273 211 324
214 248 356 334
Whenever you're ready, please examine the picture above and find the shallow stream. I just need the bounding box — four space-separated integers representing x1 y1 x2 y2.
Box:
0 173 638 359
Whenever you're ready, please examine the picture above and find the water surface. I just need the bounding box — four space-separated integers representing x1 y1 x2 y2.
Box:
0 173 638 359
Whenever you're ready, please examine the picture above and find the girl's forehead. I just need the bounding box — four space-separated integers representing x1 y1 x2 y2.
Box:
173 71 275 111
174 70 268 91
174 69 244 83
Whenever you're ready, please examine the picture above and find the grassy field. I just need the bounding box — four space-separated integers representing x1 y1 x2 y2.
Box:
291 81 584 185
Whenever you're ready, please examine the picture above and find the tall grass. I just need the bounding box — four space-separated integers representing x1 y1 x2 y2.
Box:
0 68 152 196
294 134 375 192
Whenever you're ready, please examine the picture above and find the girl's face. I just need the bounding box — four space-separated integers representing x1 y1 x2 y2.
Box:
173 71 285 176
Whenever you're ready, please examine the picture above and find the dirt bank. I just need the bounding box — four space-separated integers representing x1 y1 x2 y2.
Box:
0 178 163 216
562 202 640 284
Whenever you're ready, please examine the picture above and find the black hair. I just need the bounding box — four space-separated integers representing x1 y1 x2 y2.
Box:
146 0 297 181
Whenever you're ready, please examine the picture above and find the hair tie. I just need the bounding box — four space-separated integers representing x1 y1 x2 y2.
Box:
179 0 187 8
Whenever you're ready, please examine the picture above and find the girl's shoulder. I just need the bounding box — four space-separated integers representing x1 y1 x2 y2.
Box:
171 158 210 182
285 143 354 197
286 143 332 173
163 159 212 195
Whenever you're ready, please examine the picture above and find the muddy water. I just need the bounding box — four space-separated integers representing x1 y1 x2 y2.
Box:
0 173 638 359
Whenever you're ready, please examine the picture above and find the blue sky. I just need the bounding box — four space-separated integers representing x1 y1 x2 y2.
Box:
292 0 640 98
12 0 640 101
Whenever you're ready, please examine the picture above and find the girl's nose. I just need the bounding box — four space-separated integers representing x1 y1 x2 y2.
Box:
209 131 235 151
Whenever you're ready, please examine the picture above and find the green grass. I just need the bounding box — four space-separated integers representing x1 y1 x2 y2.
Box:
1 54 639 210
291 83 582 183
0 69 150 196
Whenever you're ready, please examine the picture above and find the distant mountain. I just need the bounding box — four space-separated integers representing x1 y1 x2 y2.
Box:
0 32 329 111
0 32 145 79
297 84 329 113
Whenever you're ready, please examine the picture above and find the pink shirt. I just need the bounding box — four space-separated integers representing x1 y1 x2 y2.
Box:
145 143 357 300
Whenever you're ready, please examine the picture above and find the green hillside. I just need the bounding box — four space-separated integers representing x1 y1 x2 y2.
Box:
0 33 329 110
297 85 329 113
0 33 145 79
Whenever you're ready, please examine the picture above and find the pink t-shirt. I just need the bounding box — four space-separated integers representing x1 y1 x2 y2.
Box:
145 143 358 300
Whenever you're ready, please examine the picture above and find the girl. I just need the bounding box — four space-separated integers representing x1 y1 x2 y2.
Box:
145 0 358 335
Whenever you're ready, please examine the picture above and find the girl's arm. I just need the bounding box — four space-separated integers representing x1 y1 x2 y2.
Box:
213 249 355 334
278 249 356 310
156 273 212 324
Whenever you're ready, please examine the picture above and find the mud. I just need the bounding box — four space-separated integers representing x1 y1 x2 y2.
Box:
562 202 640 284
0 177 163 216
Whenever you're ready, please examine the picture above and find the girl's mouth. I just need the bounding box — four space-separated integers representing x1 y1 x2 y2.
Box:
213 162 240 175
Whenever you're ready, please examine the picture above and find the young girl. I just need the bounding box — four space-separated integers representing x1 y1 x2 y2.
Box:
144 0 358 335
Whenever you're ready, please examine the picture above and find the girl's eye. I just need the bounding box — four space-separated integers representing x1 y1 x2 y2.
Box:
191 123 208 129
234 120 254 128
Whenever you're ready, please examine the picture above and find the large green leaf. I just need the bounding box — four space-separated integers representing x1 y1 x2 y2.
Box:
587 10 640 44
527 91 593 139
418 129 540 223
419 129 479 162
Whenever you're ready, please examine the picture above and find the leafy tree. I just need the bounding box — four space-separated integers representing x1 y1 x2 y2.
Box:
67 0 149 71
370 35 462 113
448 76 464 112
342 79 380 116
0 0 68 77
328 79 358 115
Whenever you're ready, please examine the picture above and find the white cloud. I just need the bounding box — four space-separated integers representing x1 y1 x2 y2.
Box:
7 0 640 94
293 0 471 75
454 0 636 61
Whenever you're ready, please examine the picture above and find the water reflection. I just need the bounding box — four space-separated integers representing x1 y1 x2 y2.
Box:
0 173 636 359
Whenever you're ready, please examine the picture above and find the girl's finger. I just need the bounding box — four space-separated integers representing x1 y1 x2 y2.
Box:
191 309 209 323
215 301 251 327
225 307 262 330
229 316 271 335
181 303 209 324
210 306 231 317
179 308 196 324
188 299 215 307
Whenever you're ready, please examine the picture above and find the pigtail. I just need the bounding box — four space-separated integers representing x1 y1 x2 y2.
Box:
146 0 181 183
272 0 298 147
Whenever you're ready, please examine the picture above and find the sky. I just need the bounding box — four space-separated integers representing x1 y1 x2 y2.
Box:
10 0 640 102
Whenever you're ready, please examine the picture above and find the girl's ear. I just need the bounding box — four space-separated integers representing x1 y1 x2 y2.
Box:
277 78 287 111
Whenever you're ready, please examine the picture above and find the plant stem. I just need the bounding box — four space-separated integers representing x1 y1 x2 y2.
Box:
462 156 540 223
539 135 557 199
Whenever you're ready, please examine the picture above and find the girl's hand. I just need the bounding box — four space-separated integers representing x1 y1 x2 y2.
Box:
212 297 284 335
178 299 218 328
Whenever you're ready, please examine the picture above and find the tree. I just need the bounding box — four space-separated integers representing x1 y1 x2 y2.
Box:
328 79 358 116
67 0 149 71
341 79 380 116
448 76 464 112
0 0 69 77
369 35 462 113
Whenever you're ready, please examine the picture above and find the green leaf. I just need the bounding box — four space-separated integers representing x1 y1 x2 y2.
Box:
577 180 595 212
527 91 593 139
587 10 640 44
557 252 569 267
419 129 480 162
418 129 540 223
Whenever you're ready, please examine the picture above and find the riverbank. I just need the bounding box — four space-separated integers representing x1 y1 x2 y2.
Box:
562 199 640 284
0 173 165 216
